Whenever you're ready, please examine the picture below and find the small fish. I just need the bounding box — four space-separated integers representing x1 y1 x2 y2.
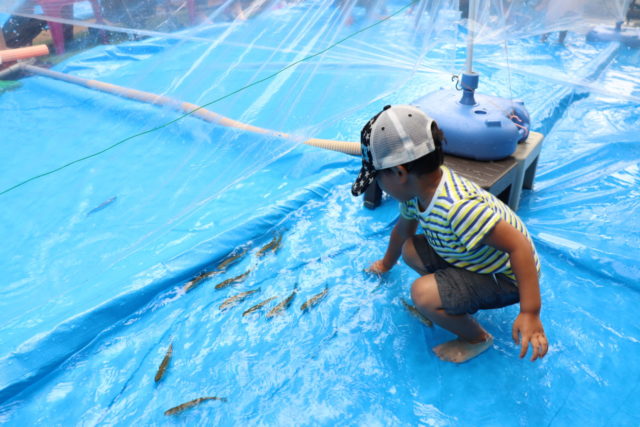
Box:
164 396 227 416
219 288 260 311
256 234 282 257
183 270 220 293
242 296 277 316
401 298 433 327
87 196 117 216
154 343 173 383
300 287 329 312
266 289 297 318
214 269 252 290
217 247 248 271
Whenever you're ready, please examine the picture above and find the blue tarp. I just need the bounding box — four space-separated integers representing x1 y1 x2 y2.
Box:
1 4 639 425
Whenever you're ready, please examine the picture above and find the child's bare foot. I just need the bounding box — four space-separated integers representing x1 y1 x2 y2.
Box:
433 335 493 363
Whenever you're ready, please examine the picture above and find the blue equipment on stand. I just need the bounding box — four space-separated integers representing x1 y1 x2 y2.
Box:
364 71 533 209
413 72 530 161
587 21 640 48
362 0 538 209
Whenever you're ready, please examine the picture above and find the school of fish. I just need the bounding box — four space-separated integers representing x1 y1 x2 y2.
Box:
154 232 432 416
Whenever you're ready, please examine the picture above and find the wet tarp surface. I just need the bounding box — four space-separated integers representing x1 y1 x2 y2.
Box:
1 3 639 426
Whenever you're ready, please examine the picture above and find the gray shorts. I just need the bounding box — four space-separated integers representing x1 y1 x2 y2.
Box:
412 235 520 315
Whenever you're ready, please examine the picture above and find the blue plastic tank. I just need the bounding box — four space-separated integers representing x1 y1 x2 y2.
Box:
413 72 530 161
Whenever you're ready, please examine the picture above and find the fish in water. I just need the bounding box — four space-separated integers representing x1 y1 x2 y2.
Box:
266 289 297 318
300 287 329 312
219 288 260 311
242 296 277 316
183 270 221 293
154 342 173 383
214 269 252 290
164 396 227 416
401 298 433 327
256 234 282 257
87 196 117 216
217 247 248 271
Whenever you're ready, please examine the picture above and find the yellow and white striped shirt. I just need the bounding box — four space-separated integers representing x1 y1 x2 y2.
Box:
400 166 540 281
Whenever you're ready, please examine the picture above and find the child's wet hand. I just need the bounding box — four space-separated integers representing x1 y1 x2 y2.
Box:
366 259 392 275
512 312 548 361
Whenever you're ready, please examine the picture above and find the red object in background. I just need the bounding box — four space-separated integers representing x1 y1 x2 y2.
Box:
34 0 104 54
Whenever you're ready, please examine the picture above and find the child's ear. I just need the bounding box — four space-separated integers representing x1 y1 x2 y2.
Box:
394 165 409 181
395 165 408 176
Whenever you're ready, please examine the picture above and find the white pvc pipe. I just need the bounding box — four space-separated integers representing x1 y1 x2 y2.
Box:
0 44 49 65
23 65 362 157
465 0 477 73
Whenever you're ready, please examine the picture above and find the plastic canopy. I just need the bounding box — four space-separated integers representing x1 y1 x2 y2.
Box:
0 0 639 425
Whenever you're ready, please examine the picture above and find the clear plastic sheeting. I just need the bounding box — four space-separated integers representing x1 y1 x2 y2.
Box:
1 2 464 130
0 0 460 49
1 0 640 425
1 1 632 49
464 0 633 44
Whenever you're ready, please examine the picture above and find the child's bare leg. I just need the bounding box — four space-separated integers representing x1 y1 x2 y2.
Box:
411 274 492 363
401 237 429 276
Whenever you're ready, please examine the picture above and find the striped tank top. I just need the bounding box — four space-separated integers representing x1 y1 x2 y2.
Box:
400 166 540 281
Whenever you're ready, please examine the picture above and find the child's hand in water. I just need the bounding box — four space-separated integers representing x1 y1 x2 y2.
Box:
366 259 392 274
512 312 548 361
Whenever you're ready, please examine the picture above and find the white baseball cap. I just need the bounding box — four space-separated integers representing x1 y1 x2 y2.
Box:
351 105 436 196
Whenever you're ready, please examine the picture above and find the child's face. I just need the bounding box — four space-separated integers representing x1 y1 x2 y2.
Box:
375 168 412 202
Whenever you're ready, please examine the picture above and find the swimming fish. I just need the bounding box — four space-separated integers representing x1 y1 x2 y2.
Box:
256 234 282 257
266 289 297 318
183 270 221 293
217 247 248 271
219 288 260 311
214 269 252 290
164 396 227 416
242 296 277 316
87 196 117 216
300 287 329 312
154 343 173 383
401 298 433 327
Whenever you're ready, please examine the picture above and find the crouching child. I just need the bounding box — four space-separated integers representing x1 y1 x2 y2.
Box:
351 105 548 363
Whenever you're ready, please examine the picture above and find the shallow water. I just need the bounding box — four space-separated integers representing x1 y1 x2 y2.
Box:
1 3 639 425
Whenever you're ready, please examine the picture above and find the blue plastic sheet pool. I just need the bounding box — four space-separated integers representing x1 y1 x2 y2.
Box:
1 2 639 425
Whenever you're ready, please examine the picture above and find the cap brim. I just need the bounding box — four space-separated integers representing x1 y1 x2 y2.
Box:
351 162 376 196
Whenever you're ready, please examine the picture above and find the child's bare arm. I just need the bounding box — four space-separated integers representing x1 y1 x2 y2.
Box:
368 216 418 274
483 220 549 361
